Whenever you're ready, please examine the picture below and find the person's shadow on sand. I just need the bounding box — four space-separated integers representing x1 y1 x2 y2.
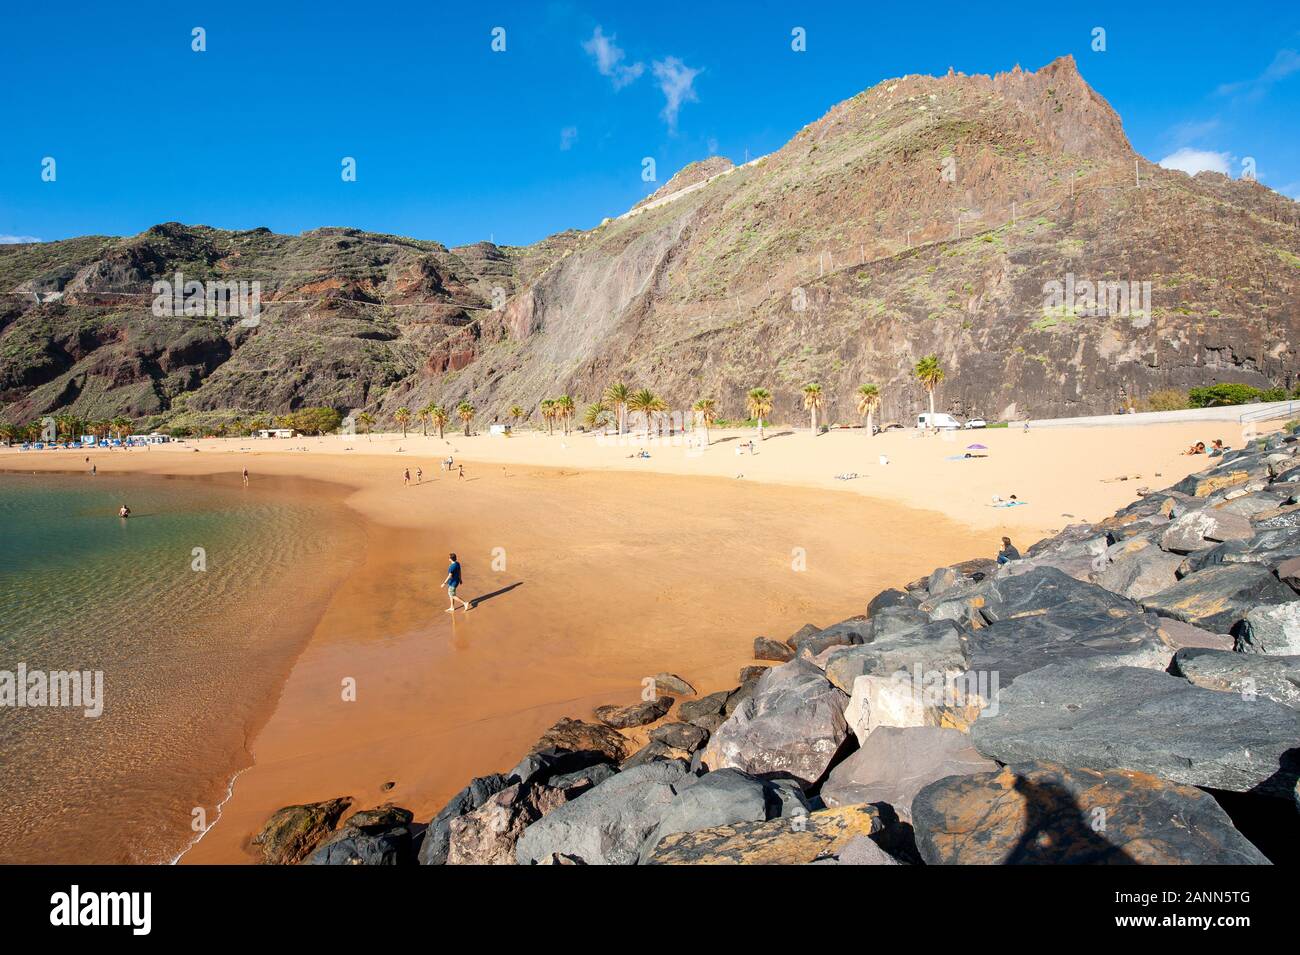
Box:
469 582 523 609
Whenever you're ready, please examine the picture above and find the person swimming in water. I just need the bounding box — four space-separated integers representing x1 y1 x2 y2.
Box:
118 504 131 518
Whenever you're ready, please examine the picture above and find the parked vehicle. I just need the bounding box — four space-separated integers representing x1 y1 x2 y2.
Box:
963 418 988 429
916 413 962 430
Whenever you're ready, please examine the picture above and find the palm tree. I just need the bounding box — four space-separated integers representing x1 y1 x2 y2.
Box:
746 387 773 441
692 398 717 446
356 411 375 439
855 384 881 436
429 405 449 438
802 383 825 434
109 417 132 440
554 395 576 435
540 399 556 435
508 405 525 428
456 401 475 435
583 401 609 431
0 422 14 447
604 382 631 435
394 407 412 437
418 401 436 436
627 388 666 438
914 355 945 427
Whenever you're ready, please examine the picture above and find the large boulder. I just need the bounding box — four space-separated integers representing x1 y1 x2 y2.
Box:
699 660 849 787
652 673 696 696
637 768 809 862
1154 616 1234 651
527 718 629 762
969 664 1300 797
783 623 822 650
1160 508 1254 554
807 835 903 865
1178 527 1300 577
912 762 1270 865
1234 601 1300 655
594 696 674 728
1141 563 1297 632
1094 546 1184 600
966 611 1174 685
508 747 613 787
678 691 728 722
514 760 695 865
1170 648 1300 708
979 567 1139 624
795 617 869 659
843 668 989 744
649 721 709 752
823 619 967 694
867 588 920 616
821 726 998 821
418 774 512 865
867 605 932 639
447 783 569 865
645 804 884 865
252 797 353 865
305 804 413 866
1171 463 1264 498
753 637 794 662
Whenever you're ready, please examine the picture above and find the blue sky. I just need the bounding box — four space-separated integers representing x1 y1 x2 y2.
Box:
1 1 1297 247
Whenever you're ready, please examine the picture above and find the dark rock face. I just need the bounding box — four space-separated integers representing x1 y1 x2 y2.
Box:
645 804 883 865
1170 648 1300 708
594 696 674 729
252 797 353 865
754 637 795 662
795 618 869 659
867 588 919 616
981 567 1139 623
821 726 997 821
912 762 1270 865
418 774 513 865
970 664 1300 797
678 691 729 722
515 761 696 865
1141 563 1297 632
699 660 850 787
966 610 1173 685
307 805 415 866
508 747 613 788
649 721 710 753
637 768 809 862
783 623 823 650
526 718 629 762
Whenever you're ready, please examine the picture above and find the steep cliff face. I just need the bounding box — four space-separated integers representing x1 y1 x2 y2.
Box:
2 56 1297 428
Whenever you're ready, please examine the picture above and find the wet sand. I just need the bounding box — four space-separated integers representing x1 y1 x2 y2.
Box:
0 419 1257 863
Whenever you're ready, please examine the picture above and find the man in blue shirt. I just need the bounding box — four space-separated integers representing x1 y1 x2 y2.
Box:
443 552 472 613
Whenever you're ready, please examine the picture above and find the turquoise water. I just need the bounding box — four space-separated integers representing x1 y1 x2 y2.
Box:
0 471 362 863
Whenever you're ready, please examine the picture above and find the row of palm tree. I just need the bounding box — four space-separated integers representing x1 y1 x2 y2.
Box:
362 355 943 445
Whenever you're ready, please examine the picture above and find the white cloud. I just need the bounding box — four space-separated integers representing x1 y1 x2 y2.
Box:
652 56 702 131
0 235 41 244
559 126 578 151
1158 147 1232 177
583 26 643 90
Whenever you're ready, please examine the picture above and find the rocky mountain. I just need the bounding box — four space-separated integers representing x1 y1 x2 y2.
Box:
3 55 1298 429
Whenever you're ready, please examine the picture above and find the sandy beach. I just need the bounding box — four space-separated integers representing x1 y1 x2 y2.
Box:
0 418 1266 863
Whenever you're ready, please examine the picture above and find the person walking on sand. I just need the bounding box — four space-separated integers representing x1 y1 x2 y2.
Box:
458 464 464 480
443 552 472 613
416 467 423 484
91 464 97 476
404 468 411 486
242 467 249 485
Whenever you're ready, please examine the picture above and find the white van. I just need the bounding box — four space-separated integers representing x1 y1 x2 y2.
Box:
917 413 962 430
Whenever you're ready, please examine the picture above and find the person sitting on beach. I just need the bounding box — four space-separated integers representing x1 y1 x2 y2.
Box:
443 552 472 613
1183 441 1206 455
118 504 130 518
997 536 1021 565
1208 439 1226 457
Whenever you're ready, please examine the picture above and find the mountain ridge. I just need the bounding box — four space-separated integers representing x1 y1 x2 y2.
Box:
3 55 1297 431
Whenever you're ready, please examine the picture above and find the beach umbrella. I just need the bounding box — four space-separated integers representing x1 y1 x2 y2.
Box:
966 443 988 450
